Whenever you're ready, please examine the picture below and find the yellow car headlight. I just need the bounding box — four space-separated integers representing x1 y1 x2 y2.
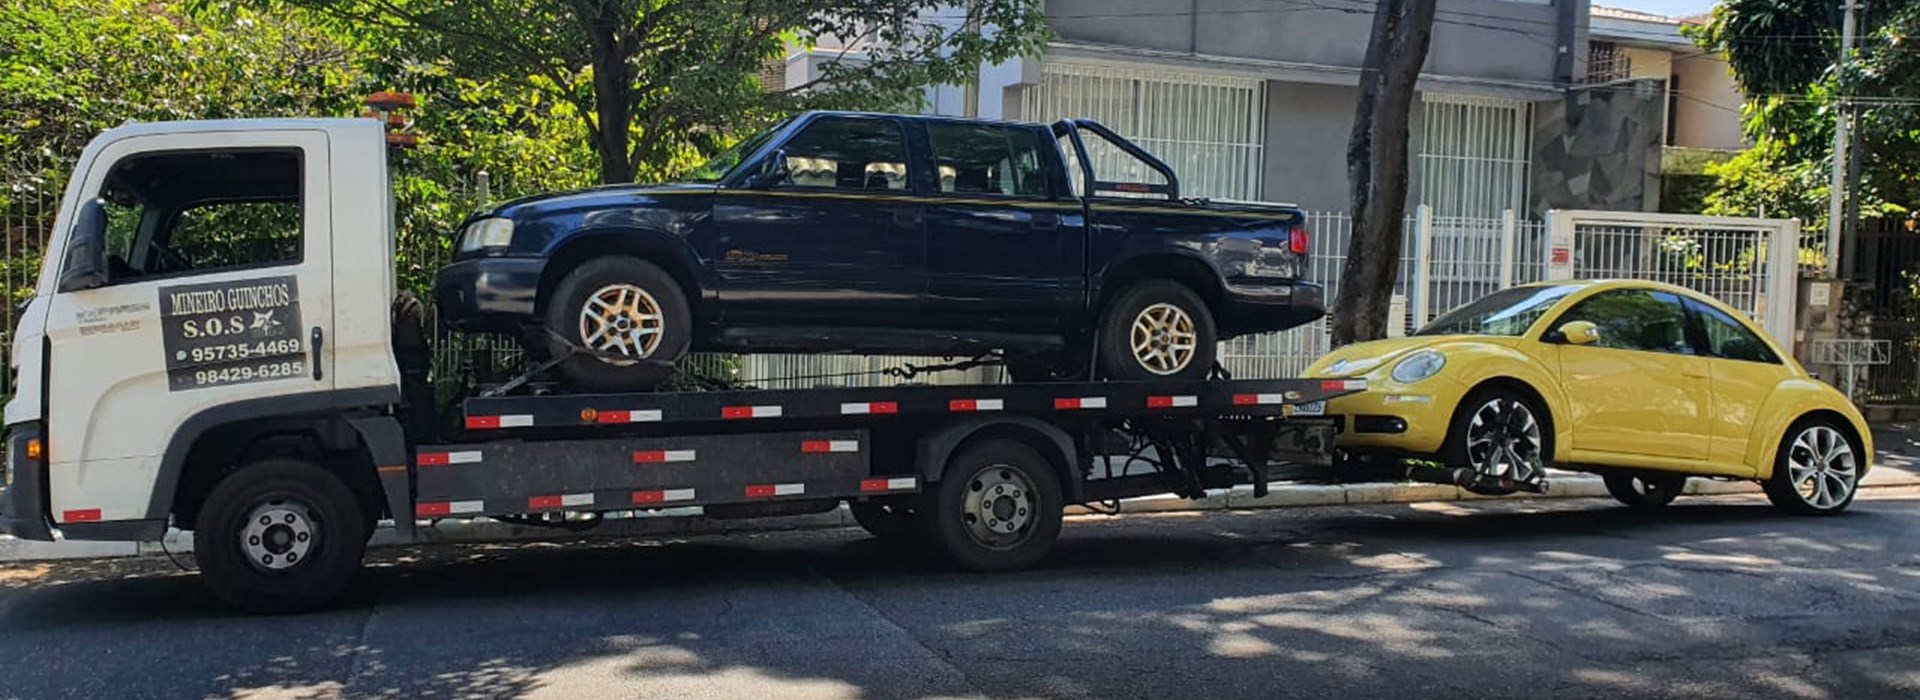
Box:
1390 349 1446 384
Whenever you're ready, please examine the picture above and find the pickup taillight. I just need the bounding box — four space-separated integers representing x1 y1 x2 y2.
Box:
1289 222 1309 255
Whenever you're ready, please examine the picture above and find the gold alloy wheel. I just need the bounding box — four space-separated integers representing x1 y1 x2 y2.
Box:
578 283 665 363
1129 302 1197 375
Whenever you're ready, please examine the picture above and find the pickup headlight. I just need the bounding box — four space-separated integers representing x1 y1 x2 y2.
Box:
1390 349 1446 384
457 218 515 253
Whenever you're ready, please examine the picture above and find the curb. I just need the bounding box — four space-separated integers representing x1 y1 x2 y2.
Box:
4 471 1915 563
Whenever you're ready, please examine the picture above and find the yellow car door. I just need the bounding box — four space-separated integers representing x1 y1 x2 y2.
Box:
1685 297 1794 473
1550 288 1712 462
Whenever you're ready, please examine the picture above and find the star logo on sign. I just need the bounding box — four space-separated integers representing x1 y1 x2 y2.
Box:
250 310 280 334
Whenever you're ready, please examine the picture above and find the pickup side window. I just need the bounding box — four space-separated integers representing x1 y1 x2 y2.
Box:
98 148 304 283
778 117 909 191
929 123 1047 197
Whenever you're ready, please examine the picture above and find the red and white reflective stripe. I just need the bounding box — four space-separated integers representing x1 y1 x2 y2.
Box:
632 449 697 464
801 440 860 454
1147 395 1198 408
631 488 696 505
745 483 805 498
417 450 483 466
1053 396 1107 410
948 398 1004 412
1322 378 1368 392
61 508 102 523
859 477 918 492
597 409 663 424
414 500 483 517
1232 393 1286 406
465 414 533 430
721 405 782 419
840 401 899 415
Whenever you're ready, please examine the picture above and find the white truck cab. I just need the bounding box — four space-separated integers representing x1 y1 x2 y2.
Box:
2 118 403 543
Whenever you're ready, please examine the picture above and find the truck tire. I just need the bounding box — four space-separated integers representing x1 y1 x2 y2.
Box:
928 439 1064 572
1603 472 1686 508
849 498 927 546
543 256 691 391
1096 280 1217 381
193 459 367 614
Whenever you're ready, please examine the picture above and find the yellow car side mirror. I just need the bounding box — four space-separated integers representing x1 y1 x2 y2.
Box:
1558 320 1600 346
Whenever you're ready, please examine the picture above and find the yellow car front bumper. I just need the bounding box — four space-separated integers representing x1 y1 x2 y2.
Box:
1319 376 1465 457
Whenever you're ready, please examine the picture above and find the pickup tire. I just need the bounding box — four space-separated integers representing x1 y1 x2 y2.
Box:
1096 281 1217 381
544 256 691 391
928 439 1064 572
193 458 366 614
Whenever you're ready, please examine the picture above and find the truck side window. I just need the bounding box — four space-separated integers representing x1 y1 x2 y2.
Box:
95 148 303 283
930 123 1047 197
778 118 908 191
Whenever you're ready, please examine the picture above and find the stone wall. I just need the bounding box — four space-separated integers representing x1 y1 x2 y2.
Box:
1529 79 1667 216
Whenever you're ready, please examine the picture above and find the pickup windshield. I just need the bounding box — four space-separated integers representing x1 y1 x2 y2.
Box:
685 120 789 183
1415 284 1578 337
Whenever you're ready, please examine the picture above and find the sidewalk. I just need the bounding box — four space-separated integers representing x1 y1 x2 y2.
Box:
6 424 1918 562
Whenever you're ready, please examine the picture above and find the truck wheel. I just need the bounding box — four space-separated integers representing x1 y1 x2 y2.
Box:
1096 281 1217 381
193 459 367 614
543 256 691 391
1603 472 1686 508
849 499 927 545
1763 418 1861 516
929 440 1064 572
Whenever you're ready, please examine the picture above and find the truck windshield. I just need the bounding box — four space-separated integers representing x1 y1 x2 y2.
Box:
1415 284 1578 337
685 120 789 183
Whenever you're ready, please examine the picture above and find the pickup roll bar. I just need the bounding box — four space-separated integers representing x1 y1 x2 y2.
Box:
1053 119 1181 201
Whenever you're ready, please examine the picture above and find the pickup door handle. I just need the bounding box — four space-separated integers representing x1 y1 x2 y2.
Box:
310 326 324 381
892 207 925 228
1028 211 1061 231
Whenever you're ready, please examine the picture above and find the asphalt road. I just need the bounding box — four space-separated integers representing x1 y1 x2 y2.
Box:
1 489 1918 700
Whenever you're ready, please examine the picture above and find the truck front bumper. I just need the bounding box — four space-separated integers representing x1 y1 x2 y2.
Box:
1219 279 1326 336
0 422 53 541
433 256 546 333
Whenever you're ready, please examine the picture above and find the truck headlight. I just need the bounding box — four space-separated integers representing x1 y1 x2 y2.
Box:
457 218 515 253
1390 349 1446 384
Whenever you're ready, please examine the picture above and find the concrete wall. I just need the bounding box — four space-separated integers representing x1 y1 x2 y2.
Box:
1261 81 1442 213
1046 0 1577 87
1672 54 1746 150
1529 78 1667 215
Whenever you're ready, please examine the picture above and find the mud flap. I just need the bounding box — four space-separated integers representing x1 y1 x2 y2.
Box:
348 416 415 541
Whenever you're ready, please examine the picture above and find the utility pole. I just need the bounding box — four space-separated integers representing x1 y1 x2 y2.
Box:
1825 0 1860 278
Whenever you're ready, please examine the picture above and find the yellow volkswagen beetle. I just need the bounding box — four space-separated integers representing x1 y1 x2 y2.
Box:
1304 279 1870 514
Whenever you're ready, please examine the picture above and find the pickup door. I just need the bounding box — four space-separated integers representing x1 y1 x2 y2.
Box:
919 120 1084 334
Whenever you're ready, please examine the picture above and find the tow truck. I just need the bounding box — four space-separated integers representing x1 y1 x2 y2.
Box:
0 112 1360 613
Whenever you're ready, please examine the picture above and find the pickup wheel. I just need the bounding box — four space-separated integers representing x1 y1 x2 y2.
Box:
193 458 366 614
543 256 691 391
1097 281 1217 381
928 439 1064 572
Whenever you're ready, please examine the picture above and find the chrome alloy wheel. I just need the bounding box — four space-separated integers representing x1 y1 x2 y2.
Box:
962 465 1037 550
1130 302 1197 375
241 499 316 572
1465 397 1545 484
578 283 665 362
1787 425 1857 510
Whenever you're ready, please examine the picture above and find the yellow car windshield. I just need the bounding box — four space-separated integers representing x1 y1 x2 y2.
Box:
1416 285 1578 337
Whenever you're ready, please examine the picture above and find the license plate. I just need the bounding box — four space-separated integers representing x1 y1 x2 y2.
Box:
1291 400 1326 416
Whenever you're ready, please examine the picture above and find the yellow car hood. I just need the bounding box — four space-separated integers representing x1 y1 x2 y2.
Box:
1304 335 1516 377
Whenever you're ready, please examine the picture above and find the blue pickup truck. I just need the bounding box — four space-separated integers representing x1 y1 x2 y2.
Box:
434 111 1323 389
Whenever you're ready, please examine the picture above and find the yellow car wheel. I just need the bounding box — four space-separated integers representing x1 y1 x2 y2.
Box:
1444 386 1551 495
1763 418 1862 516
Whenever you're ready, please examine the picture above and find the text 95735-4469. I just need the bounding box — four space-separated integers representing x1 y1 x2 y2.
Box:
158 276 306 391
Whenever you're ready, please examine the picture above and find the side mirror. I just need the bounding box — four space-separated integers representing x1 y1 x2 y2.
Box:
1556 320 1600 346
57 199 110 293
748 148 790 189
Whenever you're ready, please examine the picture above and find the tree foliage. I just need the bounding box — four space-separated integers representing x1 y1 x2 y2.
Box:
281 0 1051 184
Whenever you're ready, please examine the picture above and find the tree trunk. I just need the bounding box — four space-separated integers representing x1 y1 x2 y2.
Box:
584 3 636 184
1331 0 1439 346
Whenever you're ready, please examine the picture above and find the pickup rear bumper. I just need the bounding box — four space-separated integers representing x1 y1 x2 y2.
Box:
0 422 53 542
1219 279 1326 336
433 256 546 333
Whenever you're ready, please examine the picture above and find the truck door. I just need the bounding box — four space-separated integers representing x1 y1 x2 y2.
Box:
38 130 334 525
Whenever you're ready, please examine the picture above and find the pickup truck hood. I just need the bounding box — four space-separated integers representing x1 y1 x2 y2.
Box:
482 182 719 220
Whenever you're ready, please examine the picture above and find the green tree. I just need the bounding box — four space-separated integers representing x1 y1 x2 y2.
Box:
282 0 1052 184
